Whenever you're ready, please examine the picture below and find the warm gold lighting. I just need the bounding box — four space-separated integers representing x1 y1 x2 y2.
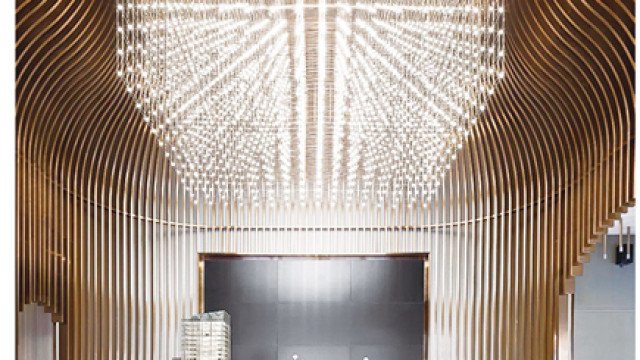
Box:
15 1 635 360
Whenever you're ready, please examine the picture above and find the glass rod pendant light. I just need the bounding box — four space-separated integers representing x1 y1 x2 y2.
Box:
116 0 506 209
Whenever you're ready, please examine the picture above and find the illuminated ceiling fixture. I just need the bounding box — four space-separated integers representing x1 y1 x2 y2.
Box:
117 0 505 209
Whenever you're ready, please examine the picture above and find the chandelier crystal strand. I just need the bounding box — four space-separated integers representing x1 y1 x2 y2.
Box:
117 0 505 209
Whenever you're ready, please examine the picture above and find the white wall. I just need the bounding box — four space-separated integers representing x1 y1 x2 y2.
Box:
574 235 635 360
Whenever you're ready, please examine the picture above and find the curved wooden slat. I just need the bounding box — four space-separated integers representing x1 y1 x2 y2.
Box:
16 1 634 359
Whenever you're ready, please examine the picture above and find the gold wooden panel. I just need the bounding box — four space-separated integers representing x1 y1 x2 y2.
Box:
16 0 634 359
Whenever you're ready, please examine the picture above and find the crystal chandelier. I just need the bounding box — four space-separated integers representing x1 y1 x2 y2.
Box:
116 0 505 208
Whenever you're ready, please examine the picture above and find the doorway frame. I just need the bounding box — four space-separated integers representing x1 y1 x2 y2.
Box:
197 252 430 359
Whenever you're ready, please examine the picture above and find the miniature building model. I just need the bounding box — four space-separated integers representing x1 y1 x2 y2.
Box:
181 311 231 360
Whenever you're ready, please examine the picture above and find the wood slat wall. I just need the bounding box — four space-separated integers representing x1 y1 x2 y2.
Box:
16 0 634 359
